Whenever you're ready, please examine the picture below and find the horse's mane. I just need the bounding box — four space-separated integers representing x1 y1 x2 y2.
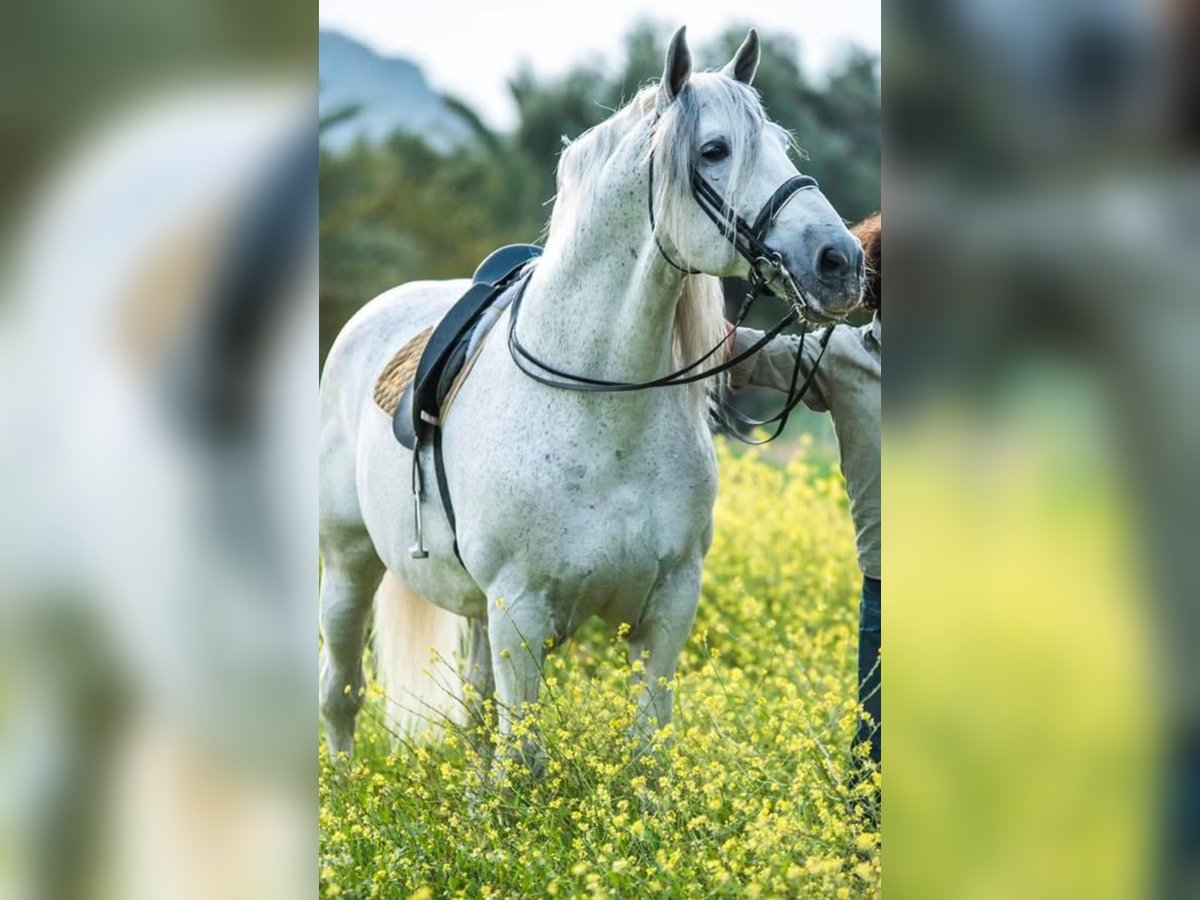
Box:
545 73 772 423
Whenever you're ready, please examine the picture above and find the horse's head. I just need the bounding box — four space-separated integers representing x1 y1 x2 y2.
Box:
651 26 866 321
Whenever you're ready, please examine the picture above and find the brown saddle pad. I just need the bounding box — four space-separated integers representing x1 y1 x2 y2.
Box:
373 326 434 417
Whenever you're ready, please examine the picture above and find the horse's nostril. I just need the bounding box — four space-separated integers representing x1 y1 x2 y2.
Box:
817 245 850 281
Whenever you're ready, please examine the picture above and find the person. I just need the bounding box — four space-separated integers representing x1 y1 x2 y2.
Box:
728 213 881 770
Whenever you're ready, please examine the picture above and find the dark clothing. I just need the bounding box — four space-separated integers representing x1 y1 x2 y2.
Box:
856 575 881 766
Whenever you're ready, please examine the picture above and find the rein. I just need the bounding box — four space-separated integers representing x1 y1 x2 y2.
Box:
506 119 831 444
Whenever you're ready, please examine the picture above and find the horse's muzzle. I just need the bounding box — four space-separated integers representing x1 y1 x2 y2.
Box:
780 238 865 322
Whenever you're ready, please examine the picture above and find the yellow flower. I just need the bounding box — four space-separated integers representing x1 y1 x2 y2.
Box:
319 438 874 898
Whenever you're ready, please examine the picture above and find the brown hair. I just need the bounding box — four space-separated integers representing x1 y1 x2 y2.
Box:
853 212 881 313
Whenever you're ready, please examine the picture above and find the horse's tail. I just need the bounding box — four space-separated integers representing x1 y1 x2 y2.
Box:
373 572 470 735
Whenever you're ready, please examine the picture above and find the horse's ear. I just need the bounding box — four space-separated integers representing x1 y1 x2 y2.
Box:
722 28 760 85
657 26 692 112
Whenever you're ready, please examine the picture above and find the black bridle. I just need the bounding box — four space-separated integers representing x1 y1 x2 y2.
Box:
507 121 832 444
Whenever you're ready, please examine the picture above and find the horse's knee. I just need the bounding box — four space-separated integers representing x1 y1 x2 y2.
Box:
319 593 369 654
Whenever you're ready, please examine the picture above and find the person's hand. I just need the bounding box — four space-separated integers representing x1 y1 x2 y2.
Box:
725 325 759 391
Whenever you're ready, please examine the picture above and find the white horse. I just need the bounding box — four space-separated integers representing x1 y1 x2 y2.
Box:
318 26 865 761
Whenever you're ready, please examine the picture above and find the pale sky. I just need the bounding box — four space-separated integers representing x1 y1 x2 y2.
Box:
319 0 881 130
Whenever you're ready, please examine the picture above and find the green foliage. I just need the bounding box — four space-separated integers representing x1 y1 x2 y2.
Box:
319 441 879 898
319 24 880 365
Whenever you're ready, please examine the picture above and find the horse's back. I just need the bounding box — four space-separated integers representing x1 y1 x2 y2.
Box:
321 280 469 427
319 279 468 529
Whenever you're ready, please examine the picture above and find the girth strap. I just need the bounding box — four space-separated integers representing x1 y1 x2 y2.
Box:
430 428 460 564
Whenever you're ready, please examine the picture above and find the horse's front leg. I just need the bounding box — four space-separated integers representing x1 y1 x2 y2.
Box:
465 617 495 720
318 530 384 760
626 560 702 747
463 617 495 760
487 593 554 777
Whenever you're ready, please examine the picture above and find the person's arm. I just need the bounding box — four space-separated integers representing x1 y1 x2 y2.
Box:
728 326 831 411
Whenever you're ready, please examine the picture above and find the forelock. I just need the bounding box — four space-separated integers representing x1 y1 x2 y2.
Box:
547 71 773 254
650 73 769 251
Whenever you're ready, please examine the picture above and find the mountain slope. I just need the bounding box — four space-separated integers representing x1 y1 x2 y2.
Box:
319 30 468 152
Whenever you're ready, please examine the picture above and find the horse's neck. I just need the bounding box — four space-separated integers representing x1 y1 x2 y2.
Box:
518 201 682 384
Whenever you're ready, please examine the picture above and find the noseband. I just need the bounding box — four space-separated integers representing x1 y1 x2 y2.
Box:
507 119 833 444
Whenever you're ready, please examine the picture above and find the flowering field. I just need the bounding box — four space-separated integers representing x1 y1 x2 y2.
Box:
319 439 880 898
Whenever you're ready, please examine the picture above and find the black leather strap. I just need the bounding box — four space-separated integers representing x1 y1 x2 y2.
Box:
408 246 541 439
505 122 828 447
751 175 817 237
508 273 798 392
645 112 819 284
402 246 541 563
690 170 818 270
431 427 461 564
719 324 835 444
412 282 494 431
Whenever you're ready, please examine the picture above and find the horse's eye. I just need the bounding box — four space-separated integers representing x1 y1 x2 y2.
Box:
700 140 730 163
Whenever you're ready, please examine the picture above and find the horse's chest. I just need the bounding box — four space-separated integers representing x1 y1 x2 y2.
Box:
507 443 707 530
456 417 715 593
486 467 696 626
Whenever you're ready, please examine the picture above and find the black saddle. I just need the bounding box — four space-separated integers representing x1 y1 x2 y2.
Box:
393 244 541 450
